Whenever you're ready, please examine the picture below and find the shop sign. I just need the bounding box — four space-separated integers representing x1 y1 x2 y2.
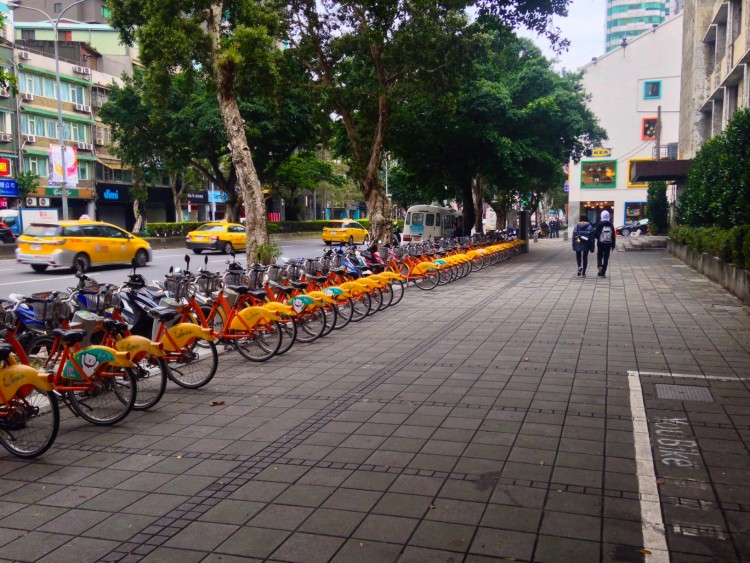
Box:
591 147 612 158
208 190 229 203
102 187 121 201
187 191 207 203
0 179 18 197
0 158 10 177
0 198 7 208
42 187 80 197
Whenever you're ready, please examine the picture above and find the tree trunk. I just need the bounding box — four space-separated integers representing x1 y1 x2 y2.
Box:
132 199 144 232
461 183 475 234
207 2 268 259
471 174 484 234
170 172 183 223
362 172 389 244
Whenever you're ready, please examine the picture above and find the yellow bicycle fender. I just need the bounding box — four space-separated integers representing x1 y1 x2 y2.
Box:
263 302 295 316
162 323 216 352
339 281 367 295
367 274 392 285
0 364 53 396
324 286 352 299
62 346 133 380
356 277 381 290
228 306 281 331
412 262 437 275
116 335 165 358
378 271 404 282
305 291 337 305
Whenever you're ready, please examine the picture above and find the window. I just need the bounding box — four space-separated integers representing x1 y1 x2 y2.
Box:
581 160 616 187
70 122 86 142
411 213 424 226
229 226 244 233
627 159 650 187
53 3 62 13
101 226 129 239
425 213 435 227
78 162 89 180
70 85 85 104
102 6 111 19
642 117 658 140
58 30 72 41
644 80 661 99
23 156 48 176
435 214 441 227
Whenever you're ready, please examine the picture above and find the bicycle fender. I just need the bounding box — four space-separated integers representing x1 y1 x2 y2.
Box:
305 291 337 305
290 295 317 313
116 335 165 358
339 281 368 295
323 286 347 299
0 364 53 396
262 302 295 316
412 262 437 275
378 272 404 282
228 306 281 331
161 323 216 352
63 346 133 380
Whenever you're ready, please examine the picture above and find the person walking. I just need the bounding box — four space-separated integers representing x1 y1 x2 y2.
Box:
551 218 558 238
592 210 616 277
572 213 594 277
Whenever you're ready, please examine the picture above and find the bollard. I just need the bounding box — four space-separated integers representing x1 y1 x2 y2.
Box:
563 230 568 242
533 232 538 243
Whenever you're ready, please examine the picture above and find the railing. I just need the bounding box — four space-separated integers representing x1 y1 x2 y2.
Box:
652 144 679 160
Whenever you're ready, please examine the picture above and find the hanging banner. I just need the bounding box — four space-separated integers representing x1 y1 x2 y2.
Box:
48 144 78 189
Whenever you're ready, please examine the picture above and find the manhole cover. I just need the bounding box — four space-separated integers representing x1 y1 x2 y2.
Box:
655 384 713 402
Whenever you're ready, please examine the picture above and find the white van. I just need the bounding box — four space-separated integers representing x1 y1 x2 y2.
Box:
402 205 461 243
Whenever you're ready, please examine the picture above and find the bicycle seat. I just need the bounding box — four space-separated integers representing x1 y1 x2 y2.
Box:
51 328 87 345
103 319 129 335
272 285 296 295
305 274 327 282
227 285 250 295
0 343 14 362
146 307 179 322
290 281 308 290
249 289 269 300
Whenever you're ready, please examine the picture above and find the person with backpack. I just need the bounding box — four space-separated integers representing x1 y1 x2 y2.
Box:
593 210 616 277
572 213 595 277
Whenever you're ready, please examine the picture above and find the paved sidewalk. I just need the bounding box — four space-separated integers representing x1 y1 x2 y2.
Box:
1 239 749 562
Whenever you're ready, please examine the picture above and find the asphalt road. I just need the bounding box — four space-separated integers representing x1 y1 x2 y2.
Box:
0 237 336 299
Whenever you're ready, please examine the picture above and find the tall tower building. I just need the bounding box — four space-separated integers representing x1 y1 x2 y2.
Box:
606 0 682 51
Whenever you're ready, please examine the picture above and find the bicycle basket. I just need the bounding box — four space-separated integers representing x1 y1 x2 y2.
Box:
196 274 222 295
222 287 239 308
245 268 265 289
164 275 191 299
266 265 286 283
223 271 244 287
76 289 104 313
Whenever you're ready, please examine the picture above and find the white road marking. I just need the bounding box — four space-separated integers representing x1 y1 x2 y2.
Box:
628 370 670 562
0 275 75 287
0 268 16 271
638 370 748 381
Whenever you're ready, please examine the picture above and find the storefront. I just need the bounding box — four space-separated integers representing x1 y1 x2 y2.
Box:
184 191 209 222
96 184 132 229
0 179 19 209
624 202 648 222
581 200 615 223
31 186 95 220
146 186 175 224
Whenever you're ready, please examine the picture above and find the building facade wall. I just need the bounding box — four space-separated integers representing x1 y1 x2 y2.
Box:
606 0 681 51
569 14 684 230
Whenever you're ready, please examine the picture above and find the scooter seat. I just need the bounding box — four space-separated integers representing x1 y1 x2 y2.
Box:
51 328 87 345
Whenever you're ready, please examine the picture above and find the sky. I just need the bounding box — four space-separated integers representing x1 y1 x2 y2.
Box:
519 0 607 72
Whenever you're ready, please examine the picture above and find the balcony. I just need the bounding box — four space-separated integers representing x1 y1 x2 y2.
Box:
652 143 679 160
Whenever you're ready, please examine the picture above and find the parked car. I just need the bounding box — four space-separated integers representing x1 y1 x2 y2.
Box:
185 222 246 254
322 220 370 245
16 220 152 272
616 218 649 236
0 221 15 243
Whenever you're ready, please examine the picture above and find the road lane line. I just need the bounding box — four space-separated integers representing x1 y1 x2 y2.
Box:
628 370 669 562
0 275 75 287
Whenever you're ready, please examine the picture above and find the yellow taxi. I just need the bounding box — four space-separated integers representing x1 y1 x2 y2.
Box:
322 220 370 245
16 220 152 273
185 222 246 254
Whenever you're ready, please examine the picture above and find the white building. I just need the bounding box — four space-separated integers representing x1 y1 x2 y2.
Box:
568 13 683 230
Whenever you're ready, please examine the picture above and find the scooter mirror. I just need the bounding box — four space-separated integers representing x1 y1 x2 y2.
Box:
169 266 174 274
231 250 236 259
204 255 209 270
185 254 190 270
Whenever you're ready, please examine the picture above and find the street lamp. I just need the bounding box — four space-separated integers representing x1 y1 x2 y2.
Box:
8 0 87 220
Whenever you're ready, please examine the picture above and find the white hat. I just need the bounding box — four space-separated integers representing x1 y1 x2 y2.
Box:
601 210 610 221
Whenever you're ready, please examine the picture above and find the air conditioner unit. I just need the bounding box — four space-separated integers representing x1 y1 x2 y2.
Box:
19 50 30 60
73 65 91 75
38 197 50 207
0 89 9 98
76 142 93 151
94 136 105 146
0 133 11 143
73 103 91 113
25 197 37 207
21 92 34 102
23 134 36 143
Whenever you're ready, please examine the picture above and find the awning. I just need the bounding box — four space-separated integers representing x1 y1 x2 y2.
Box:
20 106 96 125
18 64 92 87
97 158 125 170
630 159 692 183
23 148 97 161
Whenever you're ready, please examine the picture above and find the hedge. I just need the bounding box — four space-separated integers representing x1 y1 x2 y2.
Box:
670 225 750 270
141 219 404 238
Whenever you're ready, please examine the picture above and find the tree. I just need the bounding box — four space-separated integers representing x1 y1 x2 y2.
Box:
109 0 281 260
16 172 40 208
678 108 750 228
286 0 574 244
647 181 669 235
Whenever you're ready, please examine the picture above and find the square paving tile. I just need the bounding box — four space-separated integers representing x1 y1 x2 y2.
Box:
216 527 290 559
165 521 239 551
298 508 366 537
249 504 314 530
410 520 475 552
270 532 345 563
469 527 535 559
353 514 419 544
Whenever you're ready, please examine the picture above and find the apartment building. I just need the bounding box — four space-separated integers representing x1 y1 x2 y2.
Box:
606 0 682 51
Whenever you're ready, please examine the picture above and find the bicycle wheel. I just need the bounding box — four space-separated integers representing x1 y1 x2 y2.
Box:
378 284 393 311
437 267 452 286
232 321 282 362
350 292 372 322
132 356 168 411
165 339 218 389
333 297 354 330
470 256 484 272
414 270 439 290
0 387 59 458
67 366 136 425
276 317 298 356
366 288 382 316
321 303 338 337
390 280 405 306
296 308 326 343
25 335 62 372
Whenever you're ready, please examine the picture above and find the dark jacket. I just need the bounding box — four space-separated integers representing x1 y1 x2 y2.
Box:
572 221 594 252
592 220 617 247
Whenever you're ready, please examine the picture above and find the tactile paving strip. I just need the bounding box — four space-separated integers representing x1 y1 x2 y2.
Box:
655 384 714 402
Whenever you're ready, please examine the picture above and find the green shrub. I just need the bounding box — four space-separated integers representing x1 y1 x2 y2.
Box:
143 222 204 237
671 224 750 268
